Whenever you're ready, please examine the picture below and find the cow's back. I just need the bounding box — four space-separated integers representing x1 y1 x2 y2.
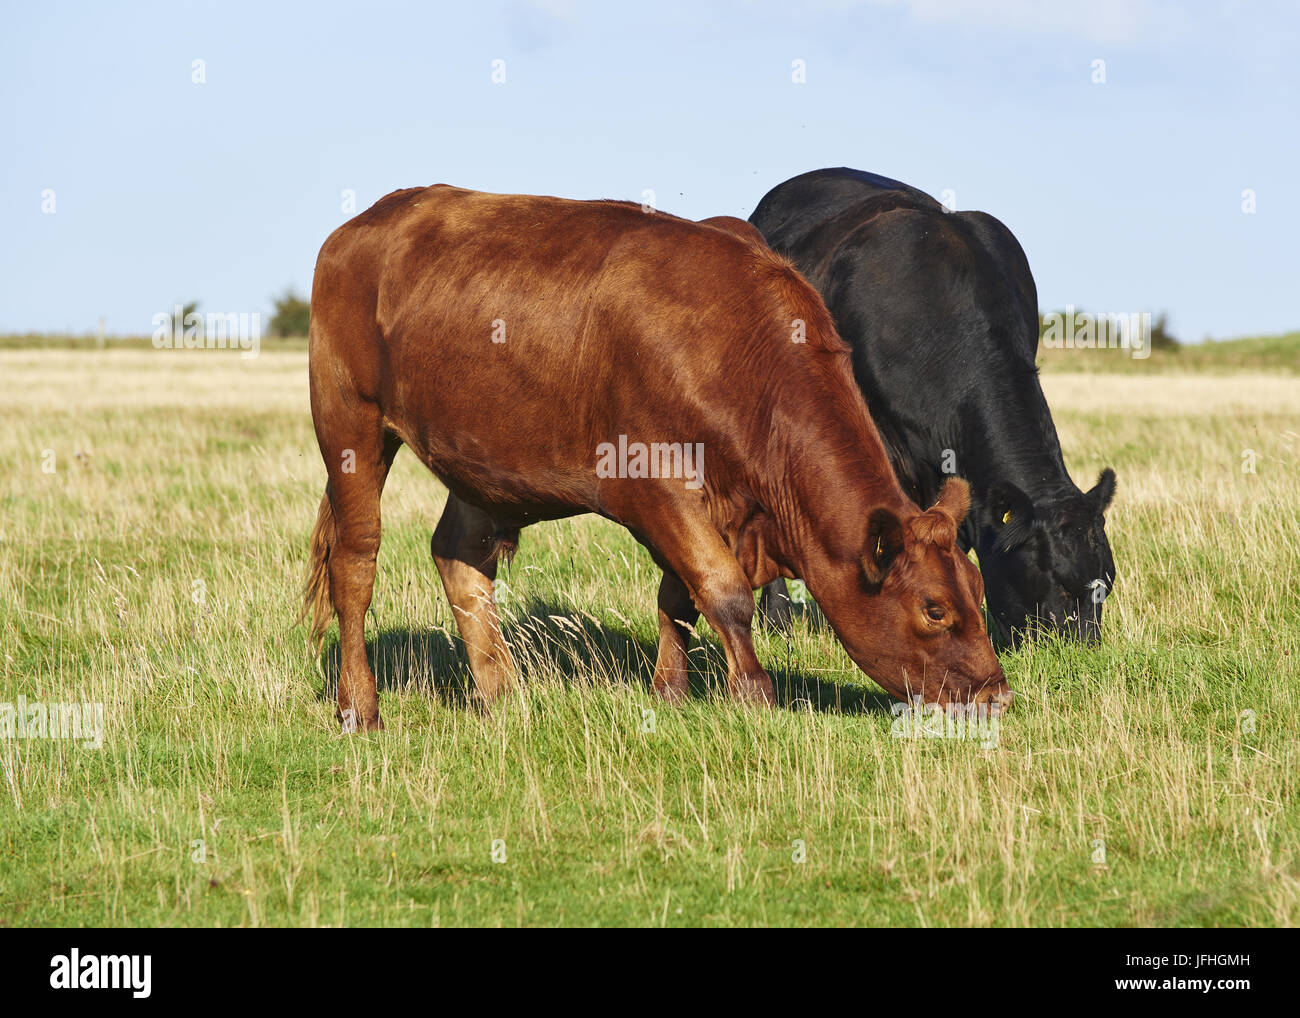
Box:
749 167 938 250
310 185 850 519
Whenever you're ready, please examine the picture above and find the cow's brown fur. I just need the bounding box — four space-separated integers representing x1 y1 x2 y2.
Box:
304 185 1010 730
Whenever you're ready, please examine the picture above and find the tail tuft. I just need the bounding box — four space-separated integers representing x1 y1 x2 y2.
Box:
300 490 335 654
490 530 519 568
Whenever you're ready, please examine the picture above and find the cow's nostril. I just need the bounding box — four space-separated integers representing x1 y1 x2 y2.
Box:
977 681 1014 713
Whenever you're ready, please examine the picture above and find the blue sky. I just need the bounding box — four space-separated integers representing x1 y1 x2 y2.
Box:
2 0 1296 341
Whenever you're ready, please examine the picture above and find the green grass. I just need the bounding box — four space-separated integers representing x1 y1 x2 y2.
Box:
1037 329 1300 374
0 332 309 352
1 349 1298 926
3 327 1295 371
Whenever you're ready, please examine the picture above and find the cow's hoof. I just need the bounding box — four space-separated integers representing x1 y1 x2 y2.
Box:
470 691 517 722
652 678 690 704
337 710 384 733
732 681 777 708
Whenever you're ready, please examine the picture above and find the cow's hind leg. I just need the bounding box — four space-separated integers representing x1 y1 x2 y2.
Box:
430 493 517 704
653 571 698 703
319 408 400 732
757 578 794 632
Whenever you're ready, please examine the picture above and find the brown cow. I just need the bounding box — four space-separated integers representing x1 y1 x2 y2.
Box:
302 185 1011 731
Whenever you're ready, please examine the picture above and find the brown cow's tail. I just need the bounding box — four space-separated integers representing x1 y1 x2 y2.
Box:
300 489 335 655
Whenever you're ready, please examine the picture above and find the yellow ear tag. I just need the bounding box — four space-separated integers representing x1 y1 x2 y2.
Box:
876 535 884 557
1002 510 1013 525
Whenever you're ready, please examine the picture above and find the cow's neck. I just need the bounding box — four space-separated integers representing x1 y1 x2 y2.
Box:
759 385 913 583
955 380 1081 553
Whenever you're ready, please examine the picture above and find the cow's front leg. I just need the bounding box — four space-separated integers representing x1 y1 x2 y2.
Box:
646 515 774 707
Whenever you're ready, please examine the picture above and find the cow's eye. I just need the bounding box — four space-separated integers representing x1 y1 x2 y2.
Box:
925 602 946 623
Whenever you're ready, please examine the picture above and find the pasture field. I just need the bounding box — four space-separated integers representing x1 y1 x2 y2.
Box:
1 343 1298 927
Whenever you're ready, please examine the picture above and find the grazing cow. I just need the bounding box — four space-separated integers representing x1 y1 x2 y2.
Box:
749 168 1117 646
302 185 1011 732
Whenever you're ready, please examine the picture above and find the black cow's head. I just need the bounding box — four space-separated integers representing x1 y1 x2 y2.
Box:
979 469 1117 648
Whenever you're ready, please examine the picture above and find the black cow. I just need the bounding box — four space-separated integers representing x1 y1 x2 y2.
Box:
750 167 1116 646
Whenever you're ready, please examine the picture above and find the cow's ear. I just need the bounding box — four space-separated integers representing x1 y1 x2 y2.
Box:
931 477 971 525
863 508 904 585
988 481 1033 531
1087 468 1117 513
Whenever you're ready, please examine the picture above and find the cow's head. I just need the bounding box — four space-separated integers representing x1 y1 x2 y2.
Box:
818 478 1012 710
980 469 1117 647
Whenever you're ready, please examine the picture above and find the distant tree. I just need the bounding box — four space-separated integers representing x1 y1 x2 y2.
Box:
1149 312 1179 351
182 301 203 340
270 289 311 338
1038 308 1180 352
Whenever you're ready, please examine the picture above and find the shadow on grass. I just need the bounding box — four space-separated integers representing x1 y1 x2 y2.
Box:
315 598 893 717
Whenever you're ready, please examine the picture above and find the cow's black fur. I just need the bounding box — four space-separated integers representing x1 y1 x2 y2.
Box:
750 167 1117 646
